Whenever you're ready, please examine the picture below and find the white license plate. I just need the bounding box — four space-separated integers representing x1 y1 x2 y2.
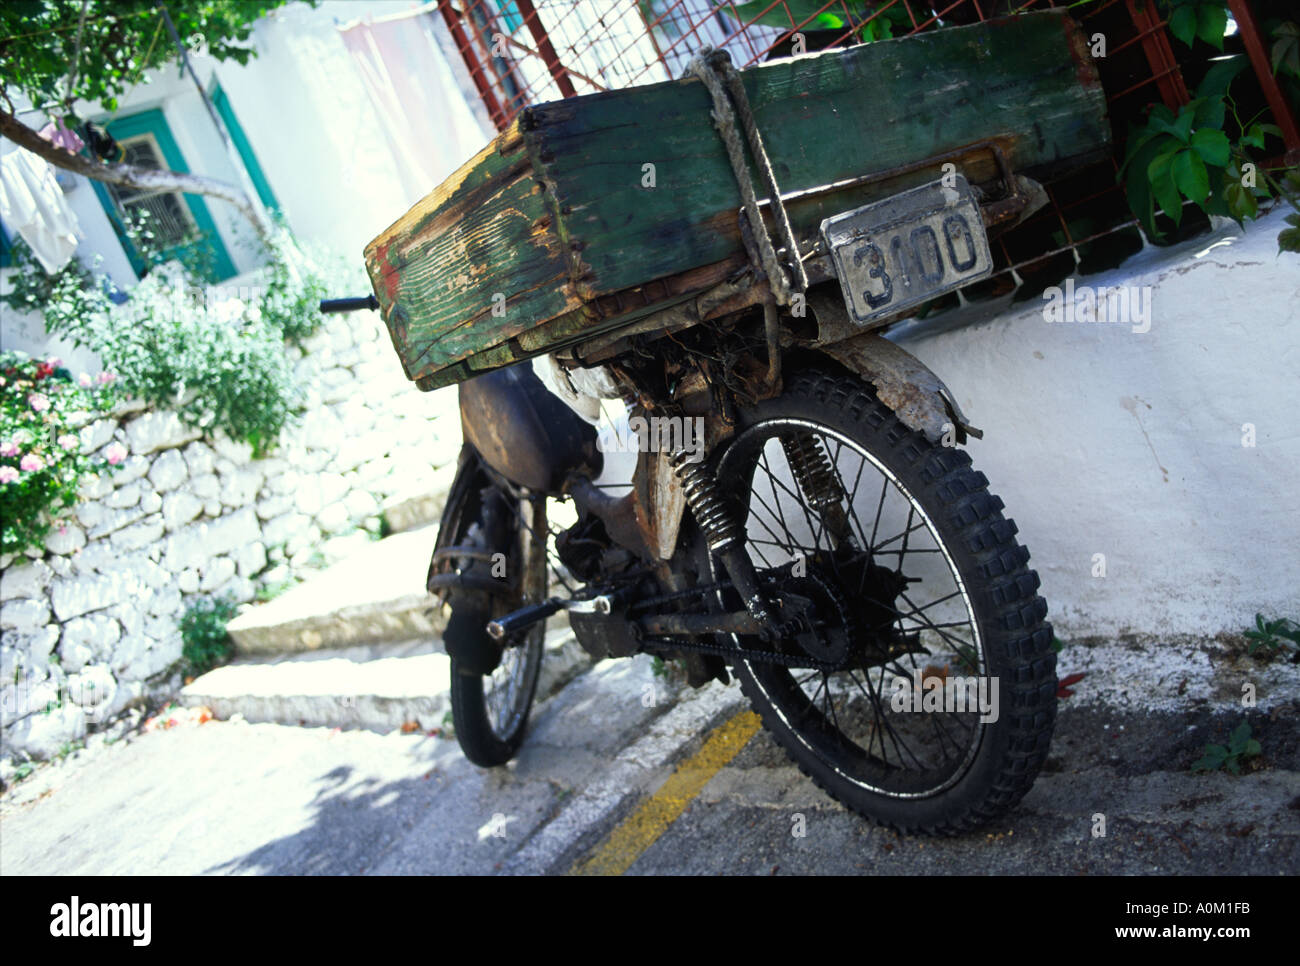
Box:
821 175 993 325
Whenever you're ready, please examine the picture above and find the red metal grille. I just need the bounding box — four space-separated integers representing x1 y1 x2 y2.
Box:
436 1 1195 127
435 0 1294 289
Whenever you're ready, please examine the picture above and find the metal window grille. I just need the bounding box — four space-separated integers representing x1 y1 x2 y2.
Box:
107 135 196 247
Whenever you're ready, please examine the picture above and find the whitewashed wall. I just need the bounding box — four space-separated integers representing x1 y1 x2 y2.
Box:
891 209 1300 639
205 0 491 261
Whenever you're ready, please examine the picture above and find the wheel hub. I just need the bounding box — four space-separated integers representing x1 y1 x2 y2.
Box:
771 552 929 670
768 567 856 666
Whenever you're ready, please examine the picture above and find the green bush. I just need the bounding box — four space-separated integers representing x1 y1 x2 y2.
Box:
0 351 118 556
179 594 240 675
1121 10 1300 252
1244 613 1300 659
90 266 299 457
258 224 331 345
0 219 333 456
0 237 101 335
122 207 219 285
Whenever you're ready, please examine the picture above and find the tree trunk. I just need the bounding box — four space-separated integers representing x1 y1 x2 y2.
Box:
0 108 272 245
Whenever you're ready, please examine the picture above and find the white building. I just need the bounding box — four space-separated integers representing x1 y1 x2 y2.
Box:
2 0 491 367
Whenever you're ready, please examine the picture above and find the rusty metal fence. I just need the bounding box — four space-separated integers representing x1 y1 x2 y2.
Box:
434 0 1297 295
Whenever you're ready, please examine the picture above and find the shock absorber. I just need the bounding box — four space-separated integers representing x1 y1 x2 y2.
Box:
670 448 774 630
781 432 853 548
671 450 740 554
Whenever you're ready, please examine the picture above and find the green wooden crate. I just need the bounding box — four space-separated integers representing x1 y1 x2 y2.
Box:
365 10 1110 390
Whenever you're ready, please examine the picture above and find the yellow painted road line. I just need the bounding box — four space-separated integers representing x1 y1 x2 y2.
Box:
568 710 762 876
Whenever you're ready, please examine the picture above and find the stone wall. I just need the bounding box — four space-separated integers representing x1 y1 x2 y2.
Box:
0 310 459 764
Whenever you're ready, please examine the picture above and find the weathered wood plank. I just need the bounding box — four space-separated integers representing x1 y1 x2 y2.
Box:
534 10 1106 299
367 11 1110 388
364 125 582 379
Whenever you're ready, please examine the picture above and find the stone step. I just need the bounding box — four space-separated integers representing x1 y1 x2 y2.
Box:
178 629 591 733
381 461 460 534
227 525 442 655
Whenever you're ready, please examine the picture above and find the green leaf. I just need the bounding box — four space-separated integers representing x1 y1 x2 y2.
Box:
1119 127 1172 177
1203 164 1229 217
1149 103 1177 127
1229 721 1252 749
1151 106 1195 144
1192 744 1228 772
1169 4 1197 47
1190 127 1230 167
859 16 894 43
1149 150 1184 223
1272 22 1300 79
1278 225 1300 254
1173 149 1210 205
1125 159 1160 239
724 0 844 29
1192 95 1225 131
1196 5 1227 50
1195 54 1247 101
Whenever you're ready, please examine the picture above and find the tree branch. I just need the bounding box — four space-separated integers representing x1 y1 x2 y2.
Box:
0 106 272 245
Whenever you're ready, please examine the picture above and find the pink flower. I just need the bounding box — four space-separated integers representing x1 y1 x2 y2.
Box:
58 434 78 451
104 442 127 466
97 371 116 385
46 357 61 368
78 373 93 388
28 393 50 412
0 440 16 458
20 453 44 472
0 466 17 485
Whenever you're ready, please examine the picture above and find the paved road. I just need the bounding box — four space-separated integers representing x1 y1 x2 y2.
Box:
2 652 1297 875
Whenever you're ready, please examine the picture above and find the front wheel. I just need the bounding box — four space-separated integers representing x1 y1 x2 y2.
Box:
449 626 543 766
442 473 547 767
711 367 1057 834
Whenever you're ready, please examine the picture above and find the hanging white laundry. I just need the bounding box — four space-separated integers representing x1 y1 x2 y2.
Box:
0 144 82 274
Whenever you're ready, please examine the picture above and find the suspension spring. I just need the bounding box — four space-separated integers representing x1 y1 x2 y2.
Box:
781 433 839 512
781 432 853 546
670 449 741 553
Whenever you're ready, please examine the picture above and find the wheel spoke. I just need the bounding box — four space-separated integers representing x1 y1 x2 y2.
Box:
895 589 978 656
717 420 989 797
825 439 870 550
760 447 825 554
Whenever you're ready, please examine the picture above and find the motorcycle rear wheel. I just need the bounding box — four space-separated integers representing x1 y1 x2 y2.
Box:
710 366 1057 834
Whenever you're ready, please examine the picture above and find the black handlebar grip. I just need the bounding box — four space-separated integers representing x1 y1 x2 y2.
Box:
319 295 380 314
